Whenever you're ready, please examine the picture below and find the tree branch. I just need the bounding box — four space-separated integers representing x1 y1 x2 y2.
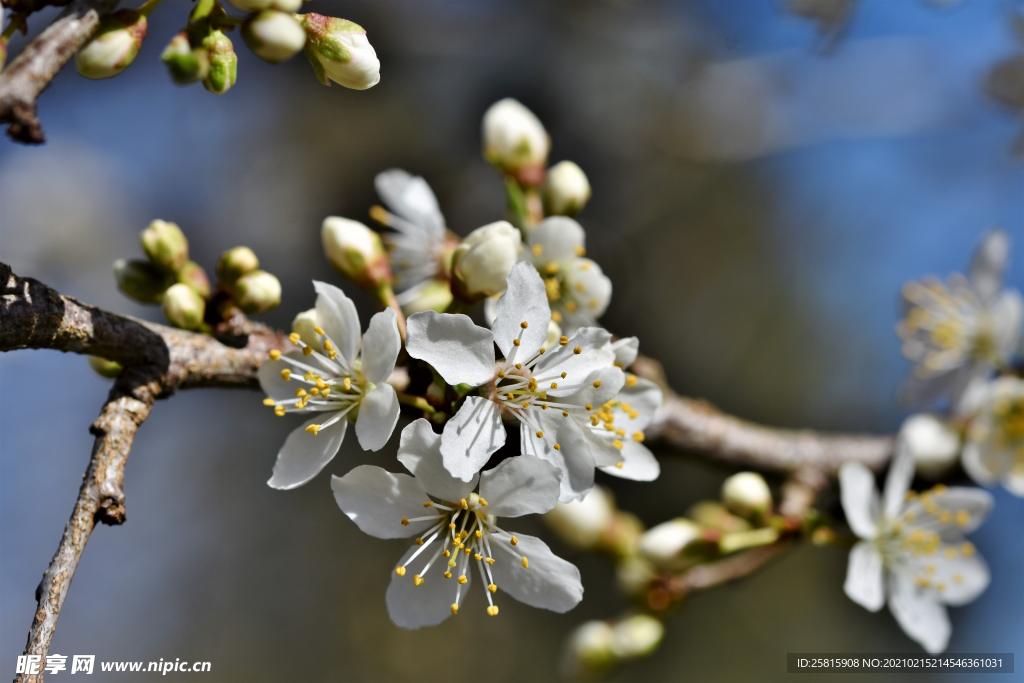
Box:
0 0 115 144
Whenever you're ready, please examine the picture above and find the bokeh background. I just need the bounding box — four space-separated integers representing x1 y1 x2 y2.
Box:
2 0 1023 680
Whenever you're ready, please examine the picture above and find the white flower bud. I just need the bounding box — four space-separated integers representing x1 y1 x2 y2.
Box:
75 10 147 80
141 219 189 273
243 10 306 64
482 98 550 183
721 472 772 518
451 221 522 300
899 413 961 480
234 270 281 315
225 0 301 12
162 283 206 329
638 518 702 567
401 279 454 315
544 486 614 549
563 621 616 675
217 246 259 285
298 14 380 90
611 615 664 659
321 216 391 288
541 319 563 352
615 555 656 597
291 308 324 351
542 161 591 216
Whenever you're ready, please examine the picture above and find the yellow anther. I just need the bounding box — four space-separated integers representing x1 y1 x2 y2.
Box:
395 567 406 577
961 542 975 556
464 546 471 555
904 511 916 523
474 553 482 561
310 388 320 396
604 423 615 431
459 530 468 539
550 382 559 390
612 439 623 449
343 378 351 390
933 484 947 495
515 363 522 370
415 538 424 546
280 369 291 381
513 339 521 347
460 498 468 509
295 388 307 397
915 577 931 588
269 349 281 361
263 398 276 406
615 461 624 469
497 371 505 378
302 346 313 356
551 310 562 322
585 404 592 410
304 372 314 381
274 406 286 417
313 325 325 335
559 336 569 346
574 245 586 256
485 557 495 564
562 411 569 417
521 321 529 329
536 431 544 438
938 510 951 524
532 244 543 256
953 573 964 584
328 350 338 360
305 424 321 435
573 346 582 355
593 380 602 388
945 547 957 559
625 374 638 387
479 497 488 506
413 575 424 586
539 348 546 354
521 557 529 569
323 340 333 351
475 530 483 539
401 517 410 526
925 564 937 574
423 501 434 508
488 583 497 593
450 603 459 614
566 300 578 312
545 262 558 275
633 431 645 442
541 403 548 410
288 333 300 344
443 550 450 558
487 605 499 616
510 536 518 546
449 523 456 530
553 443 561 450
936 582 946 593
444 571 452 579
955 510 970 527
615 428 626 437
458 575 467 585
369 205 390 225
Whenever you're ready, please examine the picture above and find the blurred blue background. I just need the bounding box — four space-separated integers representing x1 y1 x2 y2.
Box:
2 0 1022 680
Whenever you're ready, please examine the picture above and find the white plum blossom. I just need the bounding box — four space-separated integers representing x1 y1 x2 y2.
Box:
258 281 401 489
897 229 1022 409
840 447 993 653
406 261 625 502
525 216 612 334
960 376 1024 496
371 169 458 311
331 419 583 627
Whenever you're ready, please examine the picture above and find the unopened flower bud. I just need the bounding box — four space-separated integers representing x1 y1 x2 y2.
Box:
114 258 171 303
482 98 550 184
321 217 391 288
542 161 591 216
899 413 961 480
162 283 206 329
75 9 146 80
291 308 324 351
141 219 189 273
687 501 751 534
225 0 301 12
611 615 664 659
637 518 703 569
545 486 614 550
88 355 123 379
721 472 772 519
217 246 260 285
298 14 380 90
243 10 306 64
177 261 211 299
233 270 281 314
161 32 209 84
451 221 521 301
541 319 562 352
202 30 237 94
402 279 454 315
615 556 656 597
563 621 616 676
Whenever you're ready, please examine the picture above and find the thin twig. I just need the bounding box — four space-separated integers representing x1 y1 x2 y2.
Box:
673 541 792 594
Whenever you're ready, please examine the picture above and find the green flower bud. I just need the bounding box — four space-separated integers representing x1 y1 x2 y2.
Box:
114 258 172 303
88 355 124 379
234 270 281 314
226 0 301 11
687 501 751 534
177 260 212 299
75 9 147 80
564 621 616 676
321 216 391 288
297 13 380 90
721 472 773 519
243 10 306 64
162 32 210 84
141 219 189 273
542 161 591 216
162 283 206 329
401 279 453 315
202 30 237 94
216 246 260 285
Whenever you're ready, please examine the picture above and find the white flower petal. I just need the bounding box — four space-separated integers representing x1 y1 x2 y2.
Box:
258 351 309 400
355 383 400 452
314 280 361 365
600 440 660 481
565 258 612 320
931 549 990 606
488 531 583 613
961 442 999 486
583 429 625 468
968 229 1009 304
375 168 446 238
839 462 880 539
521 418 595 503
529 216 585 263
406 311 496 387
440 396 506 482
1003 471 1024 497
397 419 478 502
905 486 993 538
360 308 401 385
888 572 951 654
386 542 465 629
560 366 624 405
534 327 615 385
479 454 561 517
331 467 436 539
992 289 1023 357
617 376 663 432
610 337 639 368
267 414 347 490
884 444 916 518
492 261 551 360
844 541 885 612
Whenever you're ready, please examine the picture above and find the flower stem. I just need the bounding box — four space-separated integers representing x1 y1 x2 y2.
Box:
137 0 167 17
397 393 436 415
375 282 406 342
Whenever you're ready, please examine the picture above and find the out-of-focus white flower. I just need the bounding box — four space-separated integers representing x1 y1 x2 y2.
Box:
721 472 773 518
450 221 521 301
406 262 624 501
371 169 458 311
162 283 205 330
525 216 611 334
542 161 591 216
298 13 380 89
482 98 550 184
897 230 1022 409
332 419 582 627
225 0 301 12
840 448 992 653
611 614 664 658
321 216 391 289
258 282 401 489
233 270 281 314
243 10 306 64
291 308 324 352
545 485 615 549
75 10 147 80
201 30 237 95
899 414 961 480
140 219 188 273
637 518 703 569
961 377 1024 496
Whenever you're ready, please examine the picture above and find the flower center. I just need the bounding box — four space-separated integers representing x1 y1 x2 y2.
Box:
898 279 998 375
